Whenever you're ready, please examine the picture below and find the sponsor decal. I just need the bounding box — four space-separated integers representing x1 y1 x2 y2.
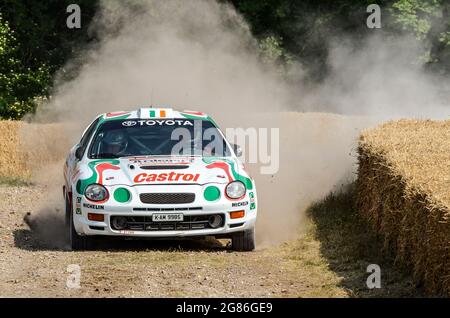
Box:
129 157 194 165
134 172 200 183
149 109 166 118
249 192 256 210
203 158 253 190
180 111 218 126
232 201 249 207
122 120 137 127
182 110 207 117
75 197 82 211
76 159 120 195
83 203 105 210
122 120 193 127
98 112 132 127
106 111 131 118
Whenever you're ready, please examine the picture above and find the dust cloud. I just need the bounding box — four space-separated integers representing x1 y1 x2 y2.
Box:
23 185 68 250
22 0 449 247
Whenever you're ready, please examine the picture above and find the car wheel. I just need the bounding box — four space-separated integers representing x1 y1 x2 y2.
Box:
231 227 255 251
65 195 92 251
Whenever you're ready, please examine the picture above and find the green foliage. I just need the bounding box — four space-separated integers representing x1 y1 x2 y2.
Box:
0 0 449 119
0 0 98 73
391 0 450 71
259 35 285 64
0 0 98 119
392 0 442 40
258 35 295 68
0 14 50 119
0 175 31 186
230 0 389 80
439 32 450 46
231 0 449 76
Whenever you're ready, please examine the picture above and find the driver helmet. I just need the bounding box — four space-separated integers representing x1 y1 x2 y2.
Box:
102 130 128 154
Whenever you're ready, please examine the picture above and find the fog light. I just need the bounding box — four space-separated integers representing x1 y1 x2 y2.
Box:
88 213 104 222
230 210 245 219
111 216 127 230
208 215 223 228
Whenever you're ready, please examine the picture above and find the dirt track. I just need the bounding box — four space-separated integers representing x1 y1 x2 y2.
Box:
0 184 424 298
0 113 425 297
0 185 338 297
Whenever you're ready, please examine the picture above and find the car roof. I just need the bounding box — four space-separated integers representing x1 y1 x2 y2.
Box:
99 108 212 121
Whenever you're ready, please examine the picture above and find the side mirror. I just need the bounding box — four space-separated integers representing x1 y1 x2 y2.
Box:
75 146 84 160
232 144 243 157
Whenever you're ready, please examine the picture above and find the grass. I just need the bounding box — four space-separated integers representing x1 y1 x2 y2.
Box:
301 184 424 297
0 176 32 186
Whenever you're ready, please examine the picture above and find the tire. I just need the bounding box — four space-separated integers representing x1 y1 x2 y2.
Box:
65 195 93 251
231 227 256 251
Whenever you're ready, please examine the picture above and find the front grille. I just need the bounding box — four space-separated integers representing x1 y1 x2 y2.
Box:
140 193 195 204
110 214 225 231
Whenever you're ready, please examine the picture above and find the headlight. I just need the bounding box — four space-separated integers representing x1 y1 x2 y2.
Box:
85 184 109 202
225 181 246 199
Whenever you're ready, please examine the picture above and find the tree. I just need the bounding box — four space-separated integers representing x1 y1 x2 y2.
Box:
230 0 449 76
229 0 389 80
0 13 50 119
0 0 98 119
391 0 450 73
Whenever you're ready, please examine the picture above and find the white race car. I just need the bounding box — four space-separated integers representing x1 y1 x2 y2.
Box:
63 108 257 251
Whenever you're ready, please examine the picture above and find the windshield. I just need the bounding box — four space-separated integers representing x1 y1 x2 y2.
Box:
88 119 231 159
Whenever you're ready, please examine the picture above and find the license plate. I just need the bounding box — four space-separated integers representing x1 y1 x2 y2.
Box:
152 213 184 222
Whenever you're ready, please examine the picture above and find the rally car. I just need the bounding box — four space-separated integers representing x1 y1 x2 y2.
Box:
63 108 257 251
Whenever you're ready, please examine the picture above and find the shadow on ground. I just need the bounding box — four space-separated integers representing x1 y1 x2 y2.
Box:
14 228 228 252
307 184 425 297
14 211 228 252
14 229 228 253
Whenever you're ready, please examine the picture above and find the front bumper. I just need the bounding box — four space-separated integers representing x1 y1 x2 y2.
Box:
72 184 257 238
75 211 256 238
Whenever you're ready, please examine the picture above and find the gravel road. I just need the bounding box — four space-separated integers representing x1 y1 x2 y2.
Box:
0 185 350 298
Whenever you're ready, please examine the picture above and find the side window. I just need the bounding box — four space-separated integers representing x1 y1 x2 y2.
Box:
78 118 100 156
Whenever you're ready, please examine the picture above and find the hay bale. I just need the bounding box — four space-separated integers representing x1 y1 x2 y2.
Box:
356 119 450 296
0 121 70 181
0 121 29 180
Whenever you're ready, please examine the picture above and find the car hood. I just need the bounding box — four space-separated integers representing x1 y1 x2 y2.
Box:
75 156 251 192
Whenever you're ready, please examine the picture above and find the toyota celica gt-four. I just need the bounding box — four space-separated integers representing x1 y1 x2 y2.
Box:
63 108 257 251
